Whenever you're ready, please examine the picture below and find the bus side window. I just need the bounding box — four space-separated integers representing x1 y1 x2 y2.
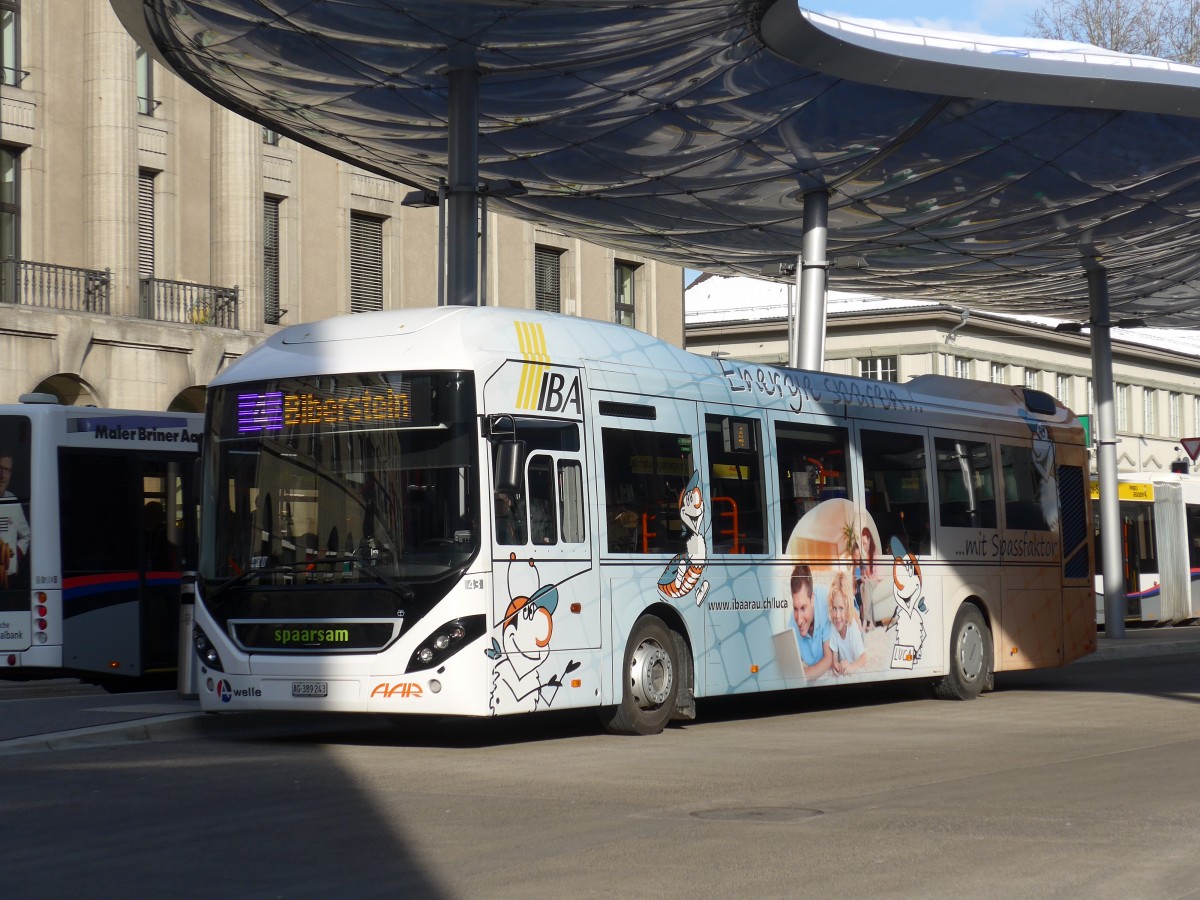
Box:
774 422 850 553
706 415 766 554
558 460 586 544
860 429 932 556
601 426 693 553
527 454 558 545
1000 443 1055 531
934 437 997 529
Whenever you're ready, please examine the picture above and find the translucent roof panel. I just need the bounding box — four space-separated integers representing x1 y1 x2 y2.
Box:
116 0 1200 325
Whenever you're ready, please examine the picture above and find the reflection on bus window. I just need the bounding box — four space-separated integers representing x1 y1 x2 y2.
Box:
602 428 693 553
935 437 997 529
861 429 931 555
1001 444 1053 531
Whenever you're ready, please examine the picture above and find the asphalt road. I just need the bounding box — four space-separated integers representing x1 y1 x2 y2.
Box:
2 642 1200 899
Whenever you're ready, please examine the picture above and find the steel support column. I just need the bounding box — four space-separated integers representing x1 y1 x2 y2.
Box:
794 190 830 371
446 65 480 306
1088 266 1125 638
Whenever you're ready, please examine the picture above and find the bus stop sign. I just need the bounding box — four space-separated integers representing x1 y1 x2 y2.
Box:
1182 438 1200 461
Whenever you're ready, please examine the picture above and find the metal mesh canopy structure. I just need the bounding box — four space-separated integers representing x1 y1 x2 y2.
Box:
114 0 1200 326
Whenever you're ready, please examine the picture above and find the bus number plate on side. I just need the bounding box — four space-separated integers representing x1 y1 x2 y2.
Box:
292 681 328 698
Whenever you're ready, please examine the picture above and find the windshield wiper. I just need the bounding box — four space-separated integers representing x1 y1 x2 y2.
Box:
209 563 304 600
320 553 416 602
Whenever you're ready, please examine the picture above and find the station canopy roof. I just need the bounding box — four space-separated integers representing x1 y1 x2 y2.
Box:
115 1 1200 326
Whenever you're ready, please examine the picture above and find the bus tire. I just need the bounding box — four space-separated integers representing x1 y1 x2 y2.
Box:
599 615 679 735
935 603 991 701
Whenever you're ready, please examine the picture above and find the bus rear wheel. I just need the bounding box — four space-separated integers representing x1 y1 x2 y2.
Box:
599 615 679 735
935 604 991 701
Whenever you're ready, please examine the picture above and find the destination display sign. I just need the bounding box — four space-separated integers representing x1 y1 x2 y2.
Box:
228 375 432 437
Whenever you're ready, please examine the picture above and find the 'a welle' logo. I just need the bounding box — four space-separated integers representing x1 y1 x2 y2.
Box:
513 322 581 414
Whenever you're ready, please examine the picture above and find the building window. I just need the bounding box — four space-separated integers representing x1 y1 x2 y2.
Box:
262 127 280 146
1024 369 1040 390
534 246 563 313
1170 392 1182 437
137 170 155 278
990 362 1006 384
1 0 20 88
614 261 637 326
349 212 384 313
1115 384 1129 432
954 356 971 380
263 196 282 325
136 46 156 116
0 145 18 304
1143 387 1156 435
858 356 897 382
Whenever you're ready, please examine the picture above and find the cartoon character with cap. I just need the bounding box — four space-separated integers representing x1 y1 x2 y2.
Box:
1020 409 1059 533
885 535 927 670
486 553 580 714
657 470 711 606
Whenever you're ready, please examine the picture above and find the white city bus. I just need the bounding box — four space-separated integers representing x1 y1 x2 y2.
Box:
1093 473 1200 626
0 398 202 681
191 307 1094 733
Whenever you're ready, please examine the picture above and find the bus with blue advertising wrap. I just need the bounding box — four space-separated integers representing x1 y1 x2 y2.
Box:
0 397 201 682
191 306 1094 733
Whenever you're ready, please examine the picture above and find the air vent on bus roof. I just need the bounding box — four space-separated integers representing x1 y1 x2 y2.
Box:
598 400 657 420
1023 389 1058 416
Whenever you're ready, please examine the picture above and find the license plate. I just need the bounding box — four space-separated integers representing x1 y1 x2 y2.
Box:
292 681 328 697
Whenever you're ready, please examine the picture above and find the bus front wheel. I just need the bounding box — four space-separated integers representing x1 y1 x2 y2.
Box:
935 604 992 701
599 615 679 735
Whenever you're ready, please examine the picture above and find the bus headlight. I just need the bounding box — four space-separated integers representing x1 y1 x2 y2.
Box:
193 625 225 672
406 615 486 673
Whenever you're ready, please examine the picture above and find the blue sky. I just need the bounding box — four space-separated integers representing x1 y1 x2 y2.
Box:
815 0 1044 38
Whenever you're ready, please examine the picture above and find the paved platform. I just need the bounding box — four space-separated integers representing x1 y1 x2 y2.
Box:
2 624 1199 754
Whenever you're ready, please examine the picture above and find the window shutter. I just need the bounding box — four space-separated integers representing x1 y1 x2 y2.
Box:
350 213 383 313
263 196 281 324
534 246 561 313
137 171 155 279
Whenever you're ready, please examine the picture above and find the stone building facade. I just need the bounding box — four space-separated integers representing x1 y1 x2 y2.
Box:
0 0 684 410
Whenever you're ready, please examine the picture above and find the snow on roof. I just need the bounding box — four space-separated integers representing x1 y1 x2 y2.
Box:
685 273 1200 359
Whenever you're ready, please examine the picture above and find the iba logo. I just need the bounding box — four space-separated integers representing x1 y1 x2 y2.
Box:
216 679 262 703
512 320 581 415
370 682 423 699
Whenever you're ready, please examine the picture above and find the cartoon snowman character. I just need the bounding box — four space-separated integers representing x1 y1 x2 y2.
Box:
885 535 927 670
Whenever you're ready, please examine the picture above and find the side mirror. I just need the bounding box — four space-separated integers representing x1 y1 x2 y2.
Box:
494 440 526 494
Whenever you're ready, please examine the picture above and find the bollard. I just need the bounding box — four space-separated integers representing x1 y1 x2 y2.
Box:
177 571 198 698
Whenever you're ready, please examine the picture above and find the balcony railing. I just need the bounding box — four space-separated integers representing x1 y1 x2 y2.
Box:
0 258 111 313
140 277 239 329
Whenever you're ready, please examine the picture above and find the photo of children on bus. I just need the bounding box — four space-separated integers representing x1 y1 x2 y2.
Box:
0 418 33 598
782 497 928 682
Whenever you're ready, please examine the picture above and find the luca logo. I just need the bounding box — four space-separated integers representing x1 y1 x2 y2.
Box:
514 321 581 414
216 679 262 703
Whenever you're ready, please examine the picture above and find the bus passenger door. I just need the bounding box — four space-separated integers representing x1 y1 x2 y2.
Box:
486 405 600 713
695 407 773 694
139 458 195 673
59 451 194 677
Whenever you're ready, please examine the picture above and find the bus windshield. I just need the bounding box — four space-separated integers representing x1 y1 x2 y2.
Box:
202 371 478 587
